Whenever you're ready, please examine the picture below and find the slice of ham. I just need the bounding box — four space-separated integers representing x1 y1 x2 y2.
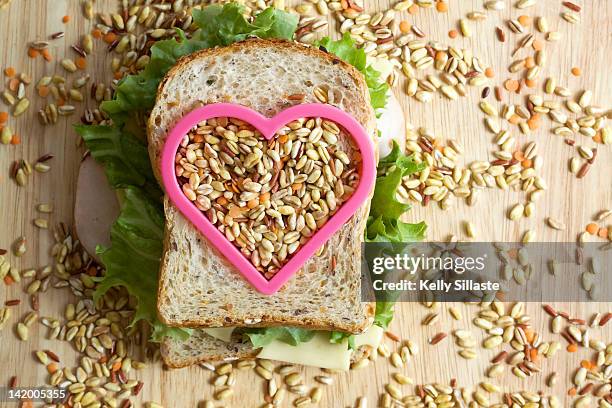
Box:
74 155 120 262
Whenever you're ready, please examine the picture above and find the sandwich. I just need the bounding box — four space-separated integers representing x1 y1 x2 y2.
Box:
152 39 377 334
75 2 426 371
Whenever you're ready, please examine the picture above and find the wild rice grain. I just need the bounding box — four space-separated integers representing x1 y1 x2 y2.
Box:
429 332 447 345
495 27 505 42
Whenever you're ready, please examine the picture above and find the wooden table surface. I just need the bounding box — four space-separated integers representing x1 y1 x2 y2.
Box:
0 1 610 407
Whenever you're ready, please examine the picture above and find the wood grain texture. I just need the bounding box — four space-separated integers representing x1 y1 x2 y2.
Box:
0 1 610 407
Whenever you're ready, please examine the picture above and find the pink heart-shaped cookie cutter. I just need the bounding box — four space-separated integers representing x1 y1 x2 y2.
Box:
161 103 376 295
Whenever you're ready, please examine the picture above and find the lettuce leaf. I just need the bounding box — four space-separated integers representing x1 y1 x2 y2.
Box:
328 299 406 349
94 186 191 341
366 141 427 243
326 143 428 345
74 125 162 200
329 330 355 349
373 301 395 329
240 327 316 348
193 4 298 46
316 33 389 111
357 143 428 339
100 33 207 124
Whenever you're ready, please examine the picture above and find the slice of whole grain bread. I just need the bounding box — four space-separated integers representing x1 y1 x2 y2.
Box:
148 39 376 332
161 329 372 369
161 330 258 368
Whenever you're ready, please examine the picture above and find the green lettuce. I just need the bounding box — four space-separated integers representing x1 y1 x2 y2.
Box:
194 4 298 46
74 122 189 340
74 125 162 200
329 330 355 349
373 301 395 329
363 143 427 340
367 141 427 243
96 187 191 341
240 327 316 348
316 33 389 111
328 144 426 347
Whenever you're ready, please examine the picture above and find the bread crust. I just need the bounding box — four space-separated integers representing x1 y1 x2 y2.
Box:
148 38 375 183
161 331 371 369
154 38 368 122
150 38 377 332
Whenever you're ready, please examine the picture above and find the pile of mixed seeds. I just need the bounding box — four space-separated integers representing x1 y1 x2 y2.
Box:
176 116 359 277
2 225 157 408
0 0 611 407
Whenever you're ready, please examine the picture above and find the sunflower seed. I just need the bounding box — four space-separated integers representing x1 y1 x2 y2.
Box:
546 217 566 230
16 322 29 341
13 98 30 117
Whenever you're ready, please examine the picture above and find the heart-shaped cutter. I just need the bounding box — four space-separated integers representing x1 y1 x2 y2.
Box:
161 103 376 295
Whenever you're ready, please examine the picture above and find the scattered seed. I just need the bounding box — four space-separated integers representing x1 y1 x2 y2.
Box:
509 203 525 220
34 218 49 229
12 237 26 257
13 98 30 117
411 25 425 38
1 127 11 145
315 375 333 385
484 1 505 10
516 0 536 9
576 162 590 179
464 221 476 238
492 351 508 365
546 217 566 230
543 304 557 317
448 306 462 320
16 322 29 341
559 11 578 24
459 349 477 359
459 19 471 37
393 373 413 385
60 59 77 73
495 27 505 42
422 312 439 326
429 332 447 345
563 1 582 12
37 203 54 213
483 335 503 349
522 230 535 243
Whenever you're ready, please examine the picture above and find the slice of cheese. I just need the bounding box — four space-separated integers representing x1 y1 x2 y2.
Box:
203 327 235 343
257 326 385 371
258 333 352 370
353 324 384 348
